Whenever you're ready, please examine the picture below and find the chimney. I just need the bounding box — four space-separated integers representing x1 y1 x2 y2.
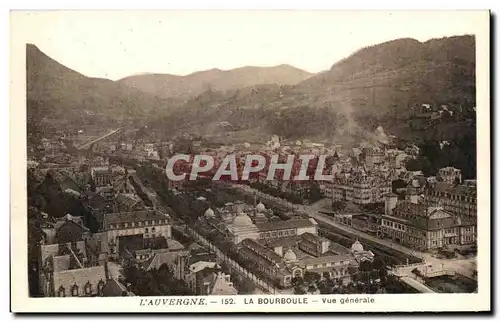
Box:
407 189 419 204
385 193 398 216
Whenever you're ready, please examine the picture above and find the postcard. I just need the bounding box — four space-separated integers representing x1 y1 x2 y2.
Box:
10 10 491 313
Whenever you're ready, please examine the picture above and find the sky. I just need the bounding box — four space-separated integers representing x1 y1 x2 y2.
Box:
14 10 485 80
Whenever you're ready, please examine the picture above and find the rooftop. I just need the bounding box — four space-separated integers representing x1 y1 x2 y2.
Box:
53 265 107 295
102 277 135 297
104 210 169 226
240 238 283 264
262 236 299 248
329 242 351 255
300 232 330 245
255 218 316 232
432 182 476 196
300 254 351 266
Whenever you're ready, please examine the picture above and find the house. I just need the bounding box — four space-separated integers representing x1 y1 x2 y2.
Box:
41 214 91 245
381 193 476 251
238 238 355 288
39 240 109 297
426 182 477 222
101 210 171 258
438 167 462 185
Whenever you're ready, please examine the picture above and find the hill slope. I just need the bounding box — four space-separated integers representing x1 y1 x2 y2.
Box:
118 65 313 99
154 35 475 142
26 44 170 128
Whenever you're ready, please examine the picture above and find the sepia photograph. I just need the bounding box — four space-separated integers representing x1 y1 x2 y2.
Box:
10 10 490 313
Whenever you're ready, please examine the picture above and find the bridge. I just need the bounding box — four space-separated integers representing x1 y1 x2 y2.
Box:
425 270 456 278
391 263 458 293
400 276 436 293
393 262 456 278
390 264 436 293
76 128 122 150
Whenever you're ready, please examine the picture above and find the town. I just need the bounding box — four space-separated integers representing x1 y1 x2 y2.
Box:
27 104 478 297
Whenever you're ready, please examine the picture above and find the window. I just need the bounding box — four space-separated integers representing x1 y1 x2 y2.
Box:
152 220 156 225
145 228 149 233
109 224 114 229
58 286 65 297
124 223 128 228
158 220 163 225
131 222 135 227
138 222 142 227
71 284 79 297
85 282 92 295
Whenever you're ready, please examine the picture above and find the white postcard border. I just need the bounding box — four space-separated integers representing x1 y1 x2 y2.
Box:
9 10 491 313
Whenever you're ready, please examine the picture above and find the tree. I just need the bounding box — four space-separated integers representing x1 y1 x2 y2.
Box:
352 273 360 285
361 271 371 284
379 268 388 284
317 281 331 294
233 275 255 295
293 285 306 295
372 257 386 270
332 200 346 211
347 266 358 276
356 282 365 293
307 284 318 293
359 260 373 272
304 271 321 284
291 276 304 286
368 283 380 294
220 261 232 274
308 182 322 203
370 270 380 282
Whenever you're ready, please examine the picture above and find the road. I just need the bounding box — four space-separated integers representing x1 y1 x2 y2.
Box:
77 128 121 150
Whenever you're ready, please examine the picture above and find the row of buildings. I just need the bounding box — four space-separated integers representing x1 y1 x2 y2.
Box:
335 180 477 252
197 200 374 288
38 214 134 297
139 244 238 296
33 158 243 297
380 190 476 251
37 200 240 297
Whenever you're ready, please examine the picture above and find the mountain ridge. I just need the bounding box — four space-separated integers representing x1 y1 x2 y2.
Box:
26 34 475 144
153 35 475 143
118 64 313 99
26 43 173 128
